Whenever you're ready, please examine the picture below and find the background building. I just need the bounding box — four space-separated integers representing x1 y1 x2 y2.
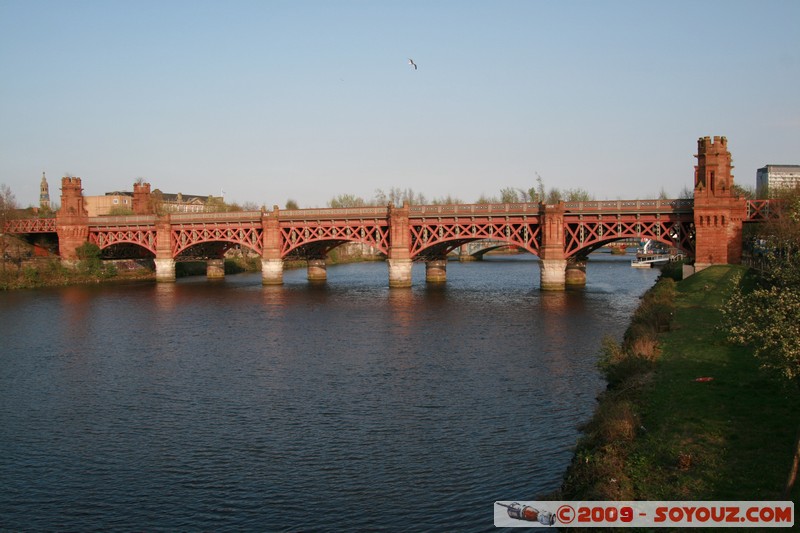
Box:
756 165 800 197
83 189 215 216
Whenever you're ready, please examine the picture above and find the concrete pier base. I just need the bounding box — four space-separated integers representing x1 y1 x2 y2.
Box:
539 259 566 291
565 259 587 288
261 258 284 285
307 258 327 282
207 258 225 279
155 258 176 283
425 259 447 283
388 258 413 288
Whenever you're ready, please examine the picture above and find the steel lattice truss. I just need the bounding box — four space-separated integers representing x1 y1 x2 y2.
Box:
745 200 778 222
90 228 157 254
171 224 263 257
280 220 390 258
409 217 542 260
3 218 56 233
564 214 695 257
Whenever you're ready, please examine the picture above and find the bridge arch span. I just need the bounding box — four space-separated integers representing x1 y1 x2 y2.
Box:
409 219 542 260
89 228 157 256
171 226 263 258
563 217 694 259
279 221 390 259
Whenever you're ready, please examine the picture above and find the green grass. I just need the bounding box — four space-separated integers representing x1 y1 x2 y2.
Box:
558 265 800 503
631 266 800 501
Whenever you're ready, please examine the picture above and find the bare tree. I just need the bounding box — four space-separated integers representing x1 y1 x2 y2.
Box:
329 194 367 208
1 183 19 226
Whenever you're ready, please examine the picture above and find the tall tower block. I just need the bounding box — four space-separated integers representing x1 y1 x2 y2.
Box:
693 136 746 270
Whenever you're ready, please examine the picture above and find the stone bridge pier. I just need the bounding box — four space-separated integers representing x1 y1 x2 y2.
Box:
539 203 568 291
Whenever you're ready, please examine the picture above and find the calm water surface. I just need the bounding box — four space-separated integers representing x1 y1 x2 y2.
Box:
0 254 658 531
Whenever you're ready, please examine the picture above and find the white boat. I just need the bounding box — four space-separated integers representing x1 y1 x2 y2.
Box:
631 254 670 268
630 239 684 268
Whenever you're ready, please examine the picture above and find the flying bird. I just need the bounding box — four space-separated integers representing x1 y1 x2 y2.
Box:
408 58 417 70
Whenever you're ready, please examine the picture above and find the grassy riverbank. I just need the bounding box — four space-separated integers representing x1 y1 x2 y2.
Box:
558 265 800 502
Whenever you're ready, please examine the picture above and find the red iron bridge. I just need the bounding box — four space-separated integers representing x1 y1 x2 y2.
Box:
2 136 777 290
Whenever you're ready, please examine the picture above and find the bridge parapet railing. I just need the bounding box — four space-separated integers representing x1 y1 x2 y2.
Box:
169 211 263 223
3 217 57 233
408 203 539 216
88 215 158 226
562 199 693 213
280 206 390 219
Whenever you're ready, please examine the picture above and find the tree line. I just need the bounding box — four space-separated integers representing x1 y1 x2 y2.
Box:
324 177 597 209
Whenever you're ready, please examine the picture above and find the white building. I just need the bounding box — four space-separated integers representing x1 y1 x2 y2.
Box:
756 165 800 197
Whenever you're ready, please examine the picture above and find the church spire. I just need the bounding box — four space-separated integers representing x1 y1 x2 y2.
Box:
40 172 50 210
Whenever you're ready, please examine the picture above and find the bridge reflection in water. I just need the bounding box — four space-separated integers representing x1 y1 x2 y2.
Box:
0 254 659 531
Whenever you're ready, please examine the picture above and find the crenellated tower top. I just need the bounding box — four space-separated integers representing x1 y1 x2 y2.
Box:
694 135 734 198
132 181 152 215
59 176 87 217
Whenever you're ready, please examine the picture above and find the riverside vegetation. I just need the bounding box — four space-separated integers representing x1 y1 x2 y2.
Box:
556 263 800 503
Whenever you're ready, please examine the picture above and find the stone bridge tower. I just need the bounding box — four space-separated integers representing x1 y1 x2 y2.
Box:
56 176 89 262
132 181 153 215
693 136 746 270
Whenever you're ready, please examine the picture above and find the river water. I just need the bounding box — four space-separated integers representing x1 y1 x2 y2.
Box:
0 253 657 531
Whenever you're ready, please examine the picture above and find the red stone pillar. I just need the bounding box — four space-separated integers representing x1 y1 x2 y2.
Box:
692 136 747 271
539 202 567 291
388 203 412 288
55 176 89 265
154 215 175 282
261 207 284 285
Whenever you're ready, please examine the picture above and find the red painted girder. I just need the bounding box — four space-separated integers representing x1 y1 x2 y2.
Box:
279 221 390 257
410 218 542 256
89 229 157 254
171 225 263 256
564 216 694 257
3 218 56 233
745 199 777 221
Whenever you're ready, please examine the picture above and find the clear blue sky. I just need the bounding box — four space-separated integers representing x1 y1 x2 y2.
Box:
1 0 798 208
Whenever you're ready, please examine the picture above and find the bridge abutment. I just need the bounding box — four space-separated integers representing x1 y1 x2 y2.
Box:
207 258 225 279
154 215 175 282
540 259 567 291
425 259 447 283
388 203 413 288
307 259 327 282
261 209 284 285
388 259 413 287
539 203 567 291
154 258 176 282
261 258 284 285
